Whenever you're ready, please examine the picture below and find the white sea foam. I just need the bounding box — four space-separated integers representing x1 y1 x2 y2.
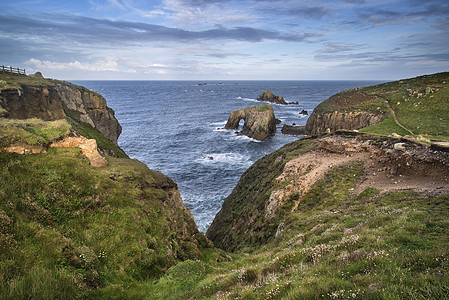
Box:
210 120 228 126
197 152 250 164
229 133 262 143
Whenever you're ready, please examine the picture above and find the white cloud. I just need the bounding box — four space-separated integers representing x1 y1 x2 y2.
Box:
25 58 120 72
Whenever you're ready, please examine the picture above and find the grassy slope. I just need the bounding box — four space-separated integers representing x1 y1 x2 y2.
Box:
142 156 449 299
0 148 215 299
310 72 449 141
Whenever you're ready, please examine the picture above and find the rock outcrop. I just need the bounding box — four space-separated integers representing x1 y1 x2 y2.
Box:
257 90 287 105
50 136 108 167
0 80 121 145
304 90 385 135
305 110 384 135
281 124 305 135
225 104 276 140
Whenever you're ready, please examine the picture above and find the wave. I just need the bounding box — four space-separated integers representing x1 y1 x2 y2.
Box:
228 134 262 143
210 120 228 126
196 152 251 165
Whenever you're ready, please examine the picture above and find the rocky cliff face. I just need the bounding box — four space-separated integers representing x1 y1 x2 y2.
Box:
0 80 121 145
304 90 384 135
225 104 276 140
305 110 384 135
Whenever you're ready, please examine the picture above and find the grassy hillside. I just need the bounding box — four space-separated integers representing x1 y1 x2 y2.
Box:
0 148 214 299
308 72 449 142
146 139 449 299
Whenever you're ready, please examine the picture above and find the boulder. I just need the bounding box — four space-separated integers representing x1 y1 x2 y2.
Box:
225 105 276 140
299 109 308 115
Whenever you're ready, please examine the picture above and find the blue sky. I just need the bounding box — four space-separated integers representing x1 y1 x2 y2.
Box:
1 0 448 80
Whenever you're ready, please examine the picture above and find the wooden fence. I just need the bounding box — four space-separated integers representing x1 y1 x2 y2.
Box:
0 65 26 75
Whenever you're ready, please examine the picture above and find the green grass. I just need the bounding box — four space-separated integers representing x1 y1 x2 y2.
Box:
0 149 212 299
0 118 71 148
311 72 449 141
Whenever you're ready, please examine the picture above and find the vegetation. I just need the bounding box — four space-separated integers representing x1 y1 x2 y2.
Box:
94 160 449 299
311 72 449 141
1 72 448 298
0 118 71 148
0 149 212 299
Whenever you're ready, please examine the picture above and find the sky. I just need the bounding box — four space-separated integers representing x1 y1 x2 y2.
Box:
0 0 448 80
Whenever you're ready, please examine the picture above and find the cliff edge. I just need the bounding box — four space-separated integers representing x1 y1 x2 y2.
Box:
0 72 122 151
305 72 449 139
0 72 214 298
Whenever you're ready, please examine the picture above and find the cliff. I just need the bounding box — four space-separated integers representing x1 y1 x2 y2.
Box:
0 73 214 299
207 132 449 250
305 72 449 137
2 72 449 299
0 73 122 155
225 104 276 140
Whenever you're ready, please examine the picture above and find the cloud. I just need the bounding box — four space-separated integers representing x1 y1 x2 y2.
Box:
0 14 315 45
25 58 121 72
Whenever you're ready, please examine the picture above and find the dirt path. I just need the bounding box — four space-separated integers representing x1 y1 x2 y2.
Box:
383 99 414 136
266 136 449 217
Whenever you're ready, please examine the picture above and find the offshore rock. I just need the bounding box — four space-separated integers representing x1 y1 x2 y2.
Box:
225 104 276 140
257 90 288 105
281 124 305 135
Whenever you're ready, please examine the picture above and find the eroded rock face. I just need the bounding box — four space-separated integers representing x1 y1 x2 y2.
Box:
0 82 122 145
0 86 65 121
304 90 384 135
50 136 108 167
55 85 122 145
305 110 384 135
225 105 276 140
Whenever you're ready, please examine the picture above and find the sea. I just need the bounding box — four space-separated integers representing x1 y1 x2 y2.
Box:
73 80 382 232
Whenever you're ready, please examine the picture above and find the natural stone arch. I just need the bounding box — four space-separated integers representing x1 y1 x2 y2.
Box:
224 104 276 140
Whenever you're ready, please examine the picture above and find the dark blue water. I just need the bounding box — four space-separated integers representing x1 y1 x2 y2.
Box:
73 80 381 232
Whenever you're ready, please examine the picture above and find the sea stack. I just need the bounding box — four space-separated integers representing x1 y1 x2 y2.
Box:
225 104 276 140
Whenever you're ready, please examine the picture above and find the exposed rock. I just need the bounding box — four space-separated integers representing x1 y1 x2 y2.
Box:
0 81 122 145
305 90 384 135
257 90 288 105
2 143 46 155
393 143 406 151
50 136 108 167
207 133 449 251
305 110 384 135
299 109 308 115
281 124 305 135
55 85 122 145
0 86 65 121
29 71 44 79
225 105 276 140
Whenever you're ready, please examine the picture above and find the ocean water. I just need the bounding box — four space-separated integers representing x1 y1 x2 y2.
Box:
73 80 381 232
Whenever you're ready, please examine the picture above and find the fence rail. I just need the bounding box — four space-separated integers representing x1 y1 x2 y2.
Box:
0 65 26 75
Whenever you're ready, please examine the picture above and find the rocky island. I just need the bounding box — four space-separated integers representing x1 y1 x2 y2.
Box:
257 90 298 105
224 104 276 140
1 71 448 299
